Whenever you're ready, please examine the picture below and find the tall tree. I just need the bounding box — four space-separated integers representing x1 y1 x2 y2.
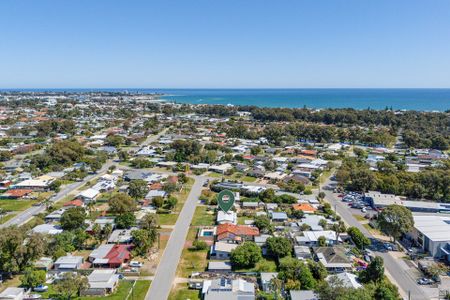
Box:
378 204 414 242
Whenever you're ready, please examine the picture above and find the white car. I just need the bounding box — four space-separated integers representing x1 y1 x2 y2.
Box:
33 285 48 292
129 261 143 268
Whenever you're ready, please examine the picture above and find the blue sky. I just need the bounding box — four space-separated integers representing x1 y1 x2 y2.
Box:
1 0 450 88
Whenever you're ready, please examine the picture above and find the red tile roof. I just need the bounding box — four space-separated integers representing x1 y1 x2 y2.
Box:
4 189 33 198
293 203 317 213
301 149 317 156
216 224 259 237
105 245 131 264
64 199 84 207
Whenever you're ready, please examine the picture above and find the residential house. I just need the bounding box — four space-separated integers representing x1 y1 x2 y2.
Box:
313 247 352 273
209 163 233 174
77 188 100 203
89 244 131 268
292 203 317 214
271 212 288 222
294 246 312 260
13 175 55 191
0 189 33 199
34 257 53 271
217 210 237 225
215 224 260 244
54 255 83 270
31 224 63 235
83 269 120 296
210 242 238 259
295 231 341 246
290 290 319 300
208 261 232 273
202 277 255 300
326 272 362 289
107 229 135 244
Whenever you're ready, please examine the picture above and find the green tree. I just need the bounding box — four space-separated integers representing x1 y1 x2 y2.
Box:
115 212 136 229
378 204 414 242
266 237 292 260
307 260 328 281
60 207 86 231
359 256 385 283
253 215 272 233
317 236 327 247
152 196 165 208
20 268 46 288
118 150 129 161
140 213 159 230
108 193 137 215
54 272 89 300
131 229 156 256
192 239 208 251
297 262 317 290
166 196 178 210
128 179 148 199
230 242 262 268
332 220 346 244
0 229 46 274
347 226 371 250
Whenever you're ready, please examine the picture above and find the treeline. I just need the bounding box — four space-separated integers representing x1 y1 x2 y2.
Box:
336 157 450 202
192 105 449 150
224 121 396 146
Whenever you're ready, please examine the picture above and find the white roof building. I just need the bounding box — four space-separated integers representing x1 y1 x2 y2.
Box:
32 224 63 235
0 287 25 300
86 269 120 294
217 211 237 225
327 272 362 289
412 215 450 258
77 188 100 201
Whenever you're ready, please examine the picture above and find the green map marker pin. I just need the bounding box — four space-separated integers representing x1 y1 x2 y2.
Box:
217 189 235 213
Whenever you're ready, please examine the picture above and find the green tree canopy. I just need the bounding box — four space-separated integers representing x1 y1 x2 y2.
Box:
378 204 414 242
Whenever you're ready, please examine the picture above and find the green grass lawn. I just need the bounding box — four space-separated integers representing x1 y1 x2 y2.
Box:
39 280 151 300
158 213 179 225
233 258 277 272
237 216 253 225
0 199 38 211
191 206 215 226
169 285 200 300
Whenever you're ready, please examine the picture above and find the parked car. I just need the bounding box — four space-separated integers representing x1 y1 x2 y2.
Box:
417 278 433 285
129 261 143 268
33 285 48 292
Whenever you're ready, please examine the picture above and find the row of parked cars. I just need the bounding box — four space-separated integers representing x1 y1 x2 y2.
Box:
340 192 370 213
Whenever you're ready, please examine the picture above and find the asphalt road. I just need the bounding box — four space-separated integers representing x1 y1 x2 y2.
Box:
322 176 429 300
145 176 207 300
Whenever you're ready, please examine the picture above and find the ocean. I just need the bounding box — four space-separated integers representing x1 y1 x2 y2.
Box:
2 88 450 111
155 89 450 111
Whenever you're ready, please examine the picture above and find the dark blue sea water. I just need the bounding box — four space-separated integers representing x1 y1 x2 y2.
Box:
2 88 450 111
157 89 450 111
